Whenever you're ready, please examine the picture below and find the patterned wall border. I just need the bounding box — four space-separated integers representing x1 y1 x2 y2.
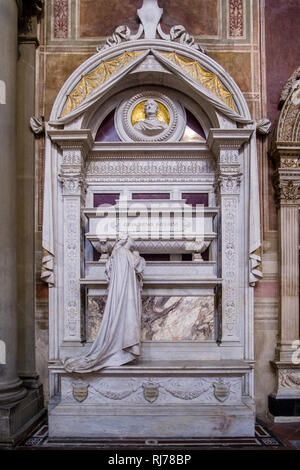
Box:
45 0 251 46
51 0 71 41
227 0 246 40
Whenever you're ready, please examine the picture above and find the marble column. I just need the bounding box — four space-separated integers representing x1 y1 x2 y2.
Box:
17 6 41 390
275 171 300 360
278 203 299 355
269 155 300 422
47 130 93 344
207 129 252 343
0 0 27 406
0 0 44 447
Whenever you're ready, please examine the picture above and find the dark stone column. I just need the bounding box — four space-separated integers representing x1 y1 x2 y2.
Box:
0 0 44 447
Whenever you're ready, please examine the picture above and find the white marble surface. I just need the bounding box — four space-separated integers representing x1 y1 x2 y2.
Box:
49 404 254 439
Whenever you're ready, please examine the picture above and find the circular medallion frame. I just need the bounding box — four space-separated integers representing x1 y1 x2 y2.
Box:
114 89 186 142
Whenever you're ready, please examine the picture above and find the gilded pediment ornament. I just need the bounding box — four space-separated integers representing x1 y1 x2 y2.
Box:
161 52 235 111
61 51 144 117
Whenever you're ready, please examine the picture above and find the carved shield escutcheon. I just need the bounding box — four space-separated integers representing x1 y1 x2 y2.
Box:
142 382 159 403
72 382 89 403
213 380 230 402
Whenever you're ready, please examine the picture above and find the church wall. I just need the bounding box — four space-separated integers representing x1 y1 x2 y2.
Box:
252 0 300 416
34 0 299 417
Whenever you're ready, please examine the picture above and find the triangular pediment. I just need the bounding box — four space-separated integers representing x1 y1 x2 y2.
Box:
49 1 252 126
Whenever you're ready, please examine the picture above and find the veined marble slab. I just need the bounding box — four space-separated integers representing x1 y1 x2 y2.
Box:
88 295 215 341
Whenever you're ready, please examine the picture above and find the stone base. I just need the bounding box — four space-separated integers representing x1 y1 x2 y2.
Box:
0 386 45 447
48 360 255 440
49 403 254 440
268 395 300 422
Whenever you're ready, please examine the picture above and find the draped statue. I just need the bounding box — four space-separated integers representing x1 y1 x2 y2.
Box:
64 236 145 373
133 99 168 136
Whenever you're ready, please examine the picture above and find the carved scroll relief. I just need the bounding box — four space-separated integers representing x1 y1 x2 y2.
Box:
60 150 85 341
218 150 241 341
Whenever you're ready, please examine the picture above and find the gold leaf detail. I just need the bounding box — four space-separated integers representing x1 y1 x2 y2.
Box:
61 51 144 117
131 100 170 126
161 52 235 111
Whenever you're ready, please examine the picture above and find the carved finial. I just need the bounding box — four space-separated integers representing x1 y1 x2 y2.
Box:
97 0 205 53
137 0 163 39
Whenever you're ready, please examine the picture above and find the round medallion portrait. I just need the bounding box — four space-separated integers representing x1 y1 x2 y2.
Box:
115 89 186 142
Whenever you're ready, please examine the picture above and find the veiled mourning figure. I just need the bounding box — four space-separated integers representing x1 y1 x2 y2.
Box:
133 99 168 136
64 235 145 373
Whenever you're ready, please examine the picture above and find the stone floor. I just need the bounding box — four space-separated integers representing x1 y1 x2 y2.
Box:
14 416 300 450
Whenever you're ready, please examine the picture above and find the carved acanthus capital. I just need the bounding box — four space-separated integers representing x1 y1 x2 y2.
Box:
217 172 242 195
274 178 300 205
59 175 85 196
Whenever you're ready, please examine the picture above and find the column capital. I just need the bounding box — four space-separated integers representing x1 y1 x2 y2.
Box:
273 174 300 206
48 129 94 160
207 128 253 157
17 0 43 45
59 174 85 196
217 173 242 196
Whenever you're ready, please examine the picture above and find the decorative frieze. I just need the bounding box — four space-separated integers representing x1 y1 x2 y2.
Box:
62 150 82 165
280 370 300 388
219 149 239 164
280 157 300 168
86 159 215 182
61 376 242 405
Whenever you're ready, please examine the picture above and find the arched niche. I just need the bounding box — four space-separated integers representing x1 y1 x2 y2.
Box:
44 4 261 439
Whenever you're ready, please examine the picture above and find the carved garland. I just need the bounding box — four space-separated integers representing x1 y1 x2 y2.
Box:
64 378 241 403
